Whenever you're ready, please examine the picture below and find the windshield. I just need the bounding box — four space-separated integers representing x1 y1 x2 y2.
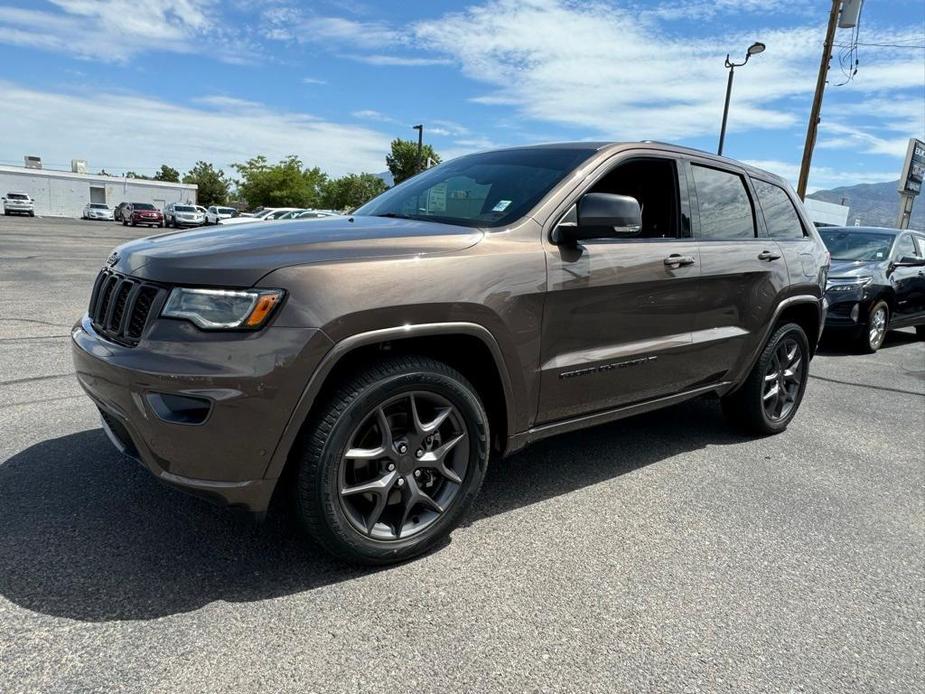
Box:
354 147 598 228
8 193 28 200
134 203 156 210
819 229 895 262
217 207 235 214
90 203 109 209
175 205 195 212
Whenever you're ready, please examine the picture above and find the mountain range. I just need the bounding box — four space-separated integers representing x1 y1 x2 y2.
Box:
808 180 923 229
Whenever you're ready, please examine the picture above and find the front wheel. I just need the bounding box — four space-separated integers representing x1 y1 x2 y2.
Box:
295 355 490 565
722 322 810 435
856 300 889 353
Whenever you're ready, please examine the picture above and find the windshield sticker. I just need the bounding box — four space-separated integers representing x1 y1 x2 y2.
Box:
492 200 512 212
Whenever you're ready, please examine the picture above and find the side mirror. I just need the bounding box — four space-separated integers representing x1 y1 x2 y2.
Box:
895 257 925 267
555 193 642 244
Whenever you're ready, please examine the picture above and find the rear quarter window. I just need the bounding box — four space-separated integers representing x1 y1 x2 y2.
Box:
753 179 806 240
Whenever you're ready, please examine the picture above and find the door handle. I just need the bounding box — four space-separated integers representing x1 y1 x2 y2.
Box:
757 250 782 261
664 254 696 267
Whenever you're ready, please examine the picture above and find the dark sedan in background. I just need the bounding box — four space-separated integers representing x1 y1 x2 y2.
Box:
819 226 925 352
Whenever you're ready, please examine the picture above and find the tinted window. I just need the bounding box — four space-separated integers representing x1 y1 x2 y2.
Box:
691 165 755 240
355 147 598 228
90 203 108 209
133 203 155 210
8 193 28 200
175 205 195 212
753 179 805 239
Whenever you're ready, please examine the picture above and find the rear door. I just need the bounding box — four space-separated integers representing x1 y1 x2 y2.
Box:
685 159 789 382
537 152 704 424
891 233 925 321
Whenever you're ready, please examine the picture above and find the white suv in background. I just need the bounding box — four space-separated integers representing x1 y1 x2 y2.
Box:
3 192 35 216
164 203 205 228
206 205 238 224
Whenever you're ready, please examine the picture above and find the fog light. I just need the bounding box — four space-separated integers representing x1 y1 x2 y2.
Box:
850 303 860 322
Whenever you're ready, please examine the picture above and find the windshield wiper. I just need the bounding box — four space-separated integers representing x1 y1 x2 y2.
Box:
372 212 417 220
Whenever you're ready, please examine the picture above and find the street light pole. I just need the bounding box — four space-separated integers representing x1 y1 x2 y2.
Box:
412 124 423 173
717 42 765 157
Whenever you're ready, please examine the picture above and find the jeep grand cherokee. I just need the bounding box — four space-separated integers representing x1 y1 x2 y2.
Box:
73 142 828 564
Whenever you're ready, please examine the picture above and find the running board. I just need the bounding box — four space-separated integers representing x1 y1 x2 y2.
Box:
512 382 731 451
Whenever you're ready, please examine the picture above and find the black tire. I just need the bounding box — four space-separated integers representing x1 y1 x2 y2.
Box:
916 325 925 339
295 355 490 565
29 211 34 217
722 322 810 435
122 220 128 226
855 300 889 353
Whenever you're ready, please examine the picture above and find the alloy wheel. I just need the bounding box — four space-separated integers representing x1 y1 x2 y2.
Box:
868 306 887 350
762 337 804 422
338 391 469 541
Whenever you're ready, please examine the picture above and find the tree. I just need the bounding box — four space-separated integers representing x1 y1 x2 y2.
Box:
386 138 441 185
182 161 231 207
125 171 150 180
153 164 180 182
322 173 388 211
231 155 327 209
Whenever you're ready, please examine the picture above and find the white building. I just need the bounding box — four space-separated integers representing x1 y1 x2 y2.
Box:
0 163 197 218
803 198 850 227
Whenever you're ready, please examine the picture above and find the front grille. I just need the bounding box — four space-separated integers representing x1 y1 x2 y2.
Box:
88 269 165 346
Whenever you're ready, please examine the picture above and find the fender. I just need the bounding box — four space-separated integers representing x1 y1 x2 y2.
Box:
261 321 519 481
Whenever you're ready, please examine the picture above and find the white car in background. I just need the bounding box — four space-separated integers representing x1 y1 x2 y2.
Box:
205 205 238 224
164 203 205 228
295 210 341 220
82 203 114 221
3 192 35 216
218 207 301 226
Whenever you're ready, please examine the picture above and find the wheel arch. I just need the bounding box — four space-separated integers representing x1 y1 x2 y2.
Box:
262 322 517 484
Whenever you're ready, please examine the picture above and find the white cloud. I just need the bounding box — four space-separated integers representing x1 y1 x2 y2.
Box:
302 76 328 85
742 159 900 193
0 0 245 62
0 81 391 177
412 0 924 146
343 54 452 66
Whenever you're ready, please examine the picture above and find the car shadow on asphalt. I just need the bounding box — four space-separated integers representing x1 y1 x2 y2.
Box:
817 327 920 357
0 398 743 622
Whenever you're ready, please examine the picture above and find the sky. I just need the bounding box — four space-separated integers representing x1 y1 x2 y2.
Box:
0 0 922 192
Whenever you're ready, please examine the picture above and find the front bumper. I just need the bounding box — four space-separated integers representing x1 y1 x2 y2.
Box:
72 315 332 512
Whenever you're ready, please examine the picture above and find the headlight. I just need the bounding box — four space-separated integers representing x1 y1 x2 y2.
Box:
162 288 284 330
825 276 872 292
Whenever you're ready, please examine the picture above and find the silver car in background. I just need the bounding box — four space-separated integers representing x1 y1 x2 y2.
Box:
82 203 114 221
165 203 205 228
3 192 35 216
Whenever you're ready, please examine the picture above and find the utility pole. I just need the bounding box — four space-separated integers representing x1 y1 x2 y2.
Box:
797 0 842 199
412 124 423 173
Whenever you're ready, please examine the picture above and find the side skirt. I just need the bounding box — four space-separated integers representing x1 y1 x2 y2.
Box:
505 382 730 455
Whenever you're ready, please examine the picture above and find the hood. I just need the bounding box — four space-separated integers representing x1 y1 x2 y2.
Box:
828 259 883 279
110 215 483 286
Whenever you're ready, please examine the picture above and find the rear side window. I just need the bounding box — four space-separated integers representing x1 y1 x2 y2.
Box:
691 165 755 240
753 179 806 239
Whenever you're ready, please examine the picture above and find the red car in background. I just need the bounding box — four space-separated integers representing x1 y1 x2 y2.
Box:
122 202 164 228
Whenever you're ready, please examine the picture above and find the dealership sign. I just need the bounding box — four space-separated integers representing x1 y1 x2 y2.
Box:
898 137 925 196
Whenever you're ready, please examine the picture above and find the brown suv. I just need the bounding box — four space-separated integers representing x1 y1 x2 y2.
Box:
72 142 828 564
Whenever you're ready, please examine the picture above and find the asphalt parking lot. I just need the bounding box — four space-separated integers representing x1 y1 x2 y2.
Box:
1 215 923 693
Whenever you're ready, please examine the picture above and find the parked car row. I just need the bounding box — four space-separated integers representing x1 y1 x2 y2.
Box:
218 207 340 225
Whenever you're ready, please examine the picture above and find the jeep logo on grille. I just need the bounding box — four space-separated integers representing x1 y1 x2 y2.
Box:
106 251 119 266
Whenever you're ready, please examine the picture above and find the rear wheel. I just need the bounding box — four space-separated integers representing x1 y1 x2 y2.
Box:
856 300 889 353
916 325 925 339
722 322 810 435
294 355 489 565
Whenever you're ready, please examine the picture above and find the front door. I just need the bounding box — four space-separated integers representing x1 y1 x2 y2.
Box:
891 233 925 321
537 155 705 424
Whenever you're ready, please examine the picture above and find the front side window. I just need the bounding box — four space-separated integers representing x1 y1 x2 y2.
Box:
355 147 598 228
586 158 679 239
753 179 805 239
895 234 919 260
691 165 756 240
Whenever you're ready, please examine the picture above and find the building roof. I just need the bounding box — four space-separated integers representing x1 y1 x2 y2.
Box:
0 164 197 190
